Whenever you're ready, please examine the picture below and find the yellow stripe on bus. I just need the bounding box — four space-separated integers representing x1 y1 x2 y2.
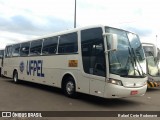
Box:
147 83 151 88
150 82 154 87
154 82 158 87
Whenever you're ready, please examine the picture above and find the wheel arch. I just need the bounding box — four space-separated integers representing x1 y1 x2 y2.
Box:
13 69 18 77
61 72 77 90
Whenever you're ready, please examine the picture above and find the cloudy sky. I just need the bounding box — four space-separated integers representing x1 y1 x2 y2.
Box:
0 0 160 49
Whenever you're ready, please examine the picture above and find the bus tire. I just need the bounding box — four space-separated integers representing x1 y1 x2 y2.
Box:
63 77 77 98
13 71 19 83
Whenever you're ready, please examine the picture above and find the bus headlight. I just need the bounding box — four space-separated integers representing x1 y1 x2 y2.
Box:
108 79 123 86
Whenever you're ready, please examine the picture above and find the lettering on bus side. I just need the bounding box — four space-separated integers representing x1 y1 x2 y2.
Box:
27 60 45 77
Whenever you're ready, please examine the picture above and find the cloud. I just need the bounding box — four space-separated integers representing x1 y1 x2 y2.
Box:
0 13 74 49
0 15 35 34
40 16 74 33
0 0 160 49
0 15 73 36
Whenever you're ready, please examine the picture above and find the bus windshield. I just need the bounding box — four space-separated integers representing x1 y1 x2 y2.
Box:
143 45 160 77
105 27 146 78
146 56 160 76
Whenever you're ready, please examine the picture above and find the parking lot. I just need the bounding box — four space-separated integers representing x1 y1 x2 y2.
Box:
0 77 160 120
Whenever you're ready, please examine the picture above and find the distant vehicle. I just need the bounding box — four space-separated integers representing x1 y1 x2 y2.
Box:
2 25 147 98
0 49 4 77
142 43 160 88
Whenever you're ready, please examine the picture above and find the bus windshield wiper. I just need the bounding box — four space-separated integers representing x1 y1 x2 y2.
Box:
131 48 145 77
120 47 139 77
127 47 140 76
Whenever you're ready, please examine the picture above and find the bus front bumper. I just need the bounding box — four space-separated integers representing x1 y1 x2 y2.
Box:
104 84 147 98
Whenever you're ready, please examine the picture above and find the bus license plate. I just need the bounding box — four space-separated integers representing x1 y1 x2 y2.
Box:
130 91 138 95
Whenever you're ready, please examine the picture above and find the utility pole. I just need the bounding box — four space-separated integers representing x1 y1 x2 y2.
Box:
156 35 158 45
74 0 76 28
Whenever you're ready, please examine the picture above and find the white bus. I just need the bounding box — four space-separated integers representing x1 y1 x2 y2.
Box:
3 25 147 98
142 43 160 88
0 49 4 77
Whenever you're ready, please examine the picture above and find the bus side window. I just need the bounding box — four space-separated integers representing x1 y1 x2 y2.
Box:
5 46 12 58
30 40 43 56
20 42 30 56
81 28 106 77
42 36 58 55
58 32 78 54
0 50 4 58
12 44 20 57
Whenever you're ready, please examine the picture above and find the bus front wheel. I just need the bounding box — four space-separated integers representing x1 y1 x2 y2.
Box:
13 71 19 83
63 77 76 98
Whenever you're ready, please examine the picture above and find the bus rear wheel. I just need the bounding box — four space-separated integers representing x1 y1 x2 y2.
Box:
13 71 19 83
63 77 76 98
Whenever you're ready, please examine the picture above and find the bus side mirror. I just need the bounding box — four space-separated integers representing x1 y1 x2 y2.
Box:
103 33 118 52
111 34 118 51
142 43 158 58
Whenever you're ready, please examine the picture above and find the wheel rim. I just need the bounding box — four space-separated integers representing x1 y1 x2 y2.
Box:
66 81 74 95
